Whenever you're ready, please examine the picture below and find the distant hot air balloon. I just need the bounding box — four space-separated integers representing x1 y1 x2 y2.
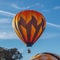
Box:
30 52 60 60
12 10 46 53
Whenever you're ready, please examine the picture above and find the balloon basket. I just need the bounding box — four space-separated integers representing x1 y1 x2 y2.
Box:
27 48 31 53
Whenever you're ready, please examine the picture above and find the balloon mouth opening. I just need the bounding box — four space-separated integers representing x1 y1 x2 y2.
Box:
26 42 33 47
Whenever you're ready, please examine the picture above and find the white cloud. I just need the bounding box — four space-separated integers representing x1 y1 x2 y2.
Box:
40 32 60 39
0 32 59 40
0 10 60 28
47 22 60 28
42 9 50 12
0 32 18 39
42 6 60 12
53 6 60 10
0 10 15 16
0 18 11 23
11 3 40 10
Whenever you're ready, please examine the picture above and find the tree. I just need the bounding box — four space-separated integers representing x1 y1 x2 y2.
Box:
0 47 23 60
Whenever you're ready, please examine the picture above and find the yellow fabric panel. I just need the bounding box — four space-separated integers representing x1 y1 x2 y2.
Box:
12 16 24 42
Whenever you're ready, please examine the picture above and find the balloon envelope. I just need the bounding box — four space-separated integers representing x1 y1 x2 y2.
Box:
30 52 60 60
12 10 46 47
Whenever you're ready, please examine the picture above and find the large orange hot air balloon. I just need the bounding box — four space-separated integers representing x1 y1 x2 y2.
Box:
12 10 46 49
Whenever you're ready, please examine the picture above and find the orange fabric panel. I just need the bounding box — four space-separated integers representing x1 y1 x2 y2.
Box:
12 16 27 44
20 25 28 42
33 26 42 43
30 25 36 42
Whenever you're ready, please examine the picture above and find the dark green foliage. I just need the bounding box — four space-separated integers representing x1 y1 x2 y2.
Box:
0 47 23 60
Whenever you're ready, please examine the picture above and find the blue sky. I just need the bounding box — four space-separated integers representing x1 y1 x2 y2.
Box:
0 0 60 60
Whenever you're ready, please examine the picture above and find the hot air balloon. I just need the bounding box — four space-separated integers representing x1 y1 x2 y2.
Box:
30 52 60 60
12 10 46 53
